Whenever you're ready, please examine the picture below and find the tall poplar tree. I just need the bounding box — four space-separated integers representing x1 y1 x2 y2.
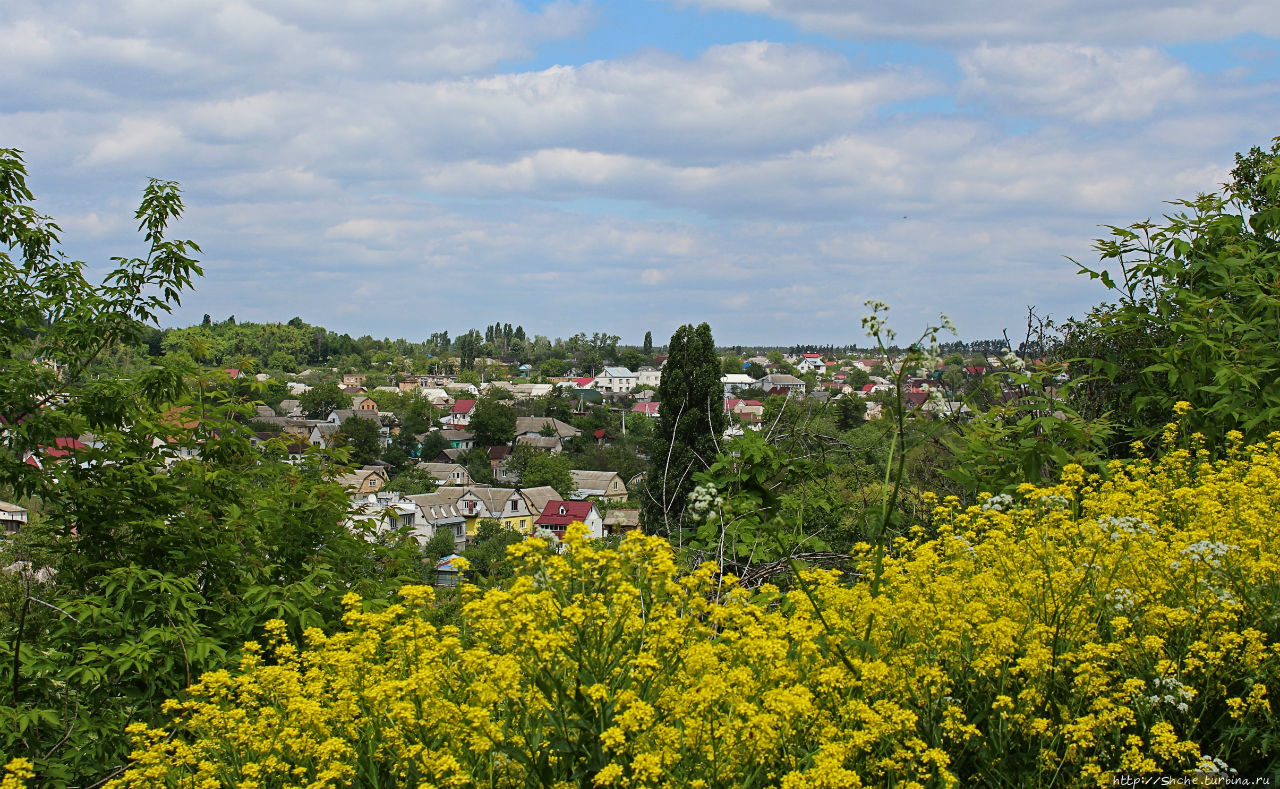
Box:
643 323 725 539
643 331 653 355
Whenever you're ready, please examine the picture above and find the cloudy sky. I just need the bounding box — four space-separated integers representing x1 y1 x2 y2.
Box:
4 1 1277 346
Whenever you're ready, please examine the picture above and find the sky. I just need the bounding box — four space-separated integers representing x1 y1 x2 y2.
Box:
3 1 1278 346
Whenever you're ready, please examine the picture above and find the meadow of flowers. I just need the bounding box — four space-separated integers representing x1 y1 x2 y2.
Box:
25 415 1275 787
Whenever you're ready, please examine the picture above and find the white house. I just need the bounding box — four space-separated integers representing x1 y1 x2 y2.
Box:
720 373 757 397
594 367 638 394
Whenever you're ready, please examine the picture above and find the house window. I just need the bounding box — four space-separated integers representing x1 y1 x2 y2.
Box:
510 500 518 512
558 505 566 515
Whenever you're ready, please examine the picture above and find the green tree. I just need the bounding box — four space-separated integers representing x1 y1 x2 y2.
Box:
0 152 421 782
1066 143 1280 447
300 381 348 419
470 397 517 447
643 323 726 539
461 519 523 579
461 446 495 484
643 331 653 355
385 466 439 495
834 396 867 431
336 415 383 466
518 451 574 494
744 361 767 379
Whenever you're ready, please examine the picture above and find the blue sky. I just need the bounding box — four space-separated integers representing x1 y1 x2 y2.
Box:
3 0 1277 346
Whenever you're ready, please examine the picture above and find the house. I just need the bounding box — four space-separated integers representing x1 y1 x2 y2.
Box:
636 367 662 388
337 466 389 495
434 554 467 587
1 501 28 534
757 374 806 396
346 490 421 538
342 373 366 387
603 508 641 536
569 470 628 503
515 435 562 453
795 354 827 374
536 500 604 540
488 445 517 483
439 429 475 451
724 399 764 422
720 374 757 397
418 462 473 486
407 489 470 550
351 395 379 412
594 367 638 394
512 417 581 453
342 385 367 396
308 422 341 448
632 401 660 418
446 399 477 427
455 487 535 537
514 417 579 440
519 486 564 519
572 376 597 389
277 399 302 417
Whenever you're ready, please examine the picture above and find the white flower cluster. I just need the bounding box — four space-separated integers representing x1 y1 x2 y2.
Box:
1038 494 1070 510
1146 677 1193 713
922 383 947 411
1106 587 1136 612
687 482 723 520
1181 539 1237 568
983 491 1013 512
1194 754 1237 775
1100 515 1156 540
981 493 1014 512
1001 347 1026 372
861 300 896 342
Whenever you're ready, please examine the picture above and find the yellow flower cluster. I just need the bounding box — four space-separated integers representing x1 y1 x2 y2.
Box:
110 430 1280 787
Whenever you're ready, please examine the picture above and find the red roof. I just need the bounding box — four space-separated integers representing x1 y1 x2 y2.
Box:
632 402 660 414
965 366 987 375
224 368 241 379
723 398 741 411
45 437 87 458
536 500 596 527
826 360 838 366
451 399 477 414
742 400 762 407
574 377 595 386
593 428 606 439
862 384 875 392
802 353 822 359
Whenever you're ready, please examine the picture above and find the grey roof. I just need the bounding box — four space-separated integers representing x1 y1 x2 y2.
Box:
601 367 635 378
461 486 524 515
603 509 640 528
255 405 278 418
515 435 562 451
439 429 475 441
277 399 301 415
759 373 804 385
408 489 468 521
514 417 580 438
0 501 27 514
518 486 563 516
569 470 626 495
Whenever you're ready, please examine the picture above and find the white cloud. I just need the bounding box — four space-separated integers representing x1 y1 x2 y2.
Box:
959 44 1195 123
3 0 1277 344
674 0 1280 43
